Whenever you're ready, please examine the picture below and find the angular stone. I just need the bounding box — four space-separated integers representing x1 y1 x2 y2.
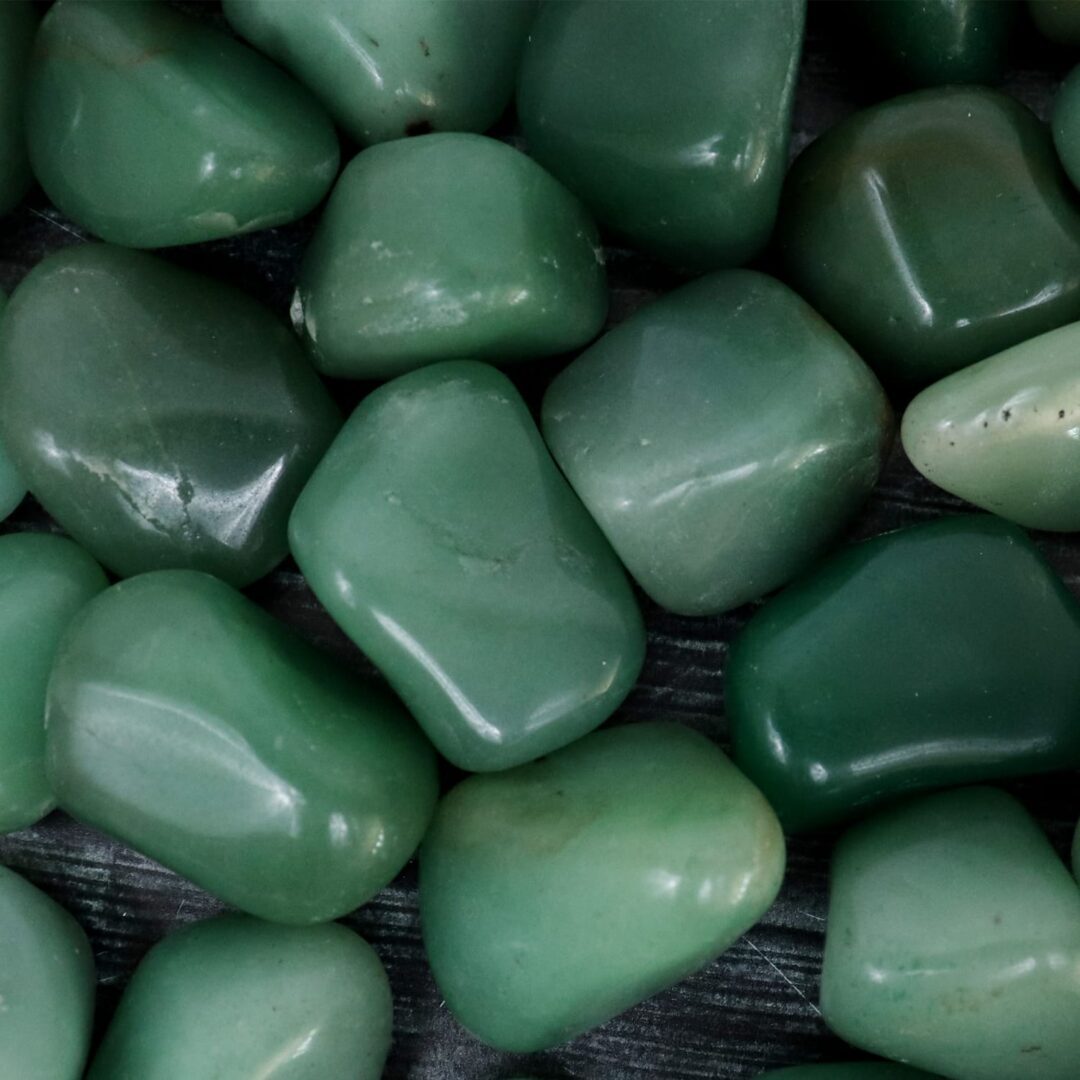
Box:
0 295 26 523
223 0 536 145
517 0 804 269
728 515 1080 832
1030 0 1080 43
542 270 891 616
88 914 391 1079
292 134 606 380
0 1 36 217
26 0 339 247
46 570 439 925
290 361 644 772
822 787 1080 1080
763 1066 943 1080
0 244 340 587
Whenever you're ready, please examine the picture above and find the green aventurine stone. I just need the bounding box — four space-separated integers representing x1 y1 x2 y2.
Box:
0 864 95 1080
777 87 1080 387
26 0 339 248
0 534 106 834
542 271 891 616
45 571 438 925
517 0 803 270
223 0 536 145
1030 0 1080 44
1052 64 1080 192
421 723 784 1051
763 1066 943 1080
0 244 340 587
728 515 1080 832
0 294 26 523
292 134 606 380
290 361 644 772
822 787 1080 1079
88 915 391 1080
0 1 36 217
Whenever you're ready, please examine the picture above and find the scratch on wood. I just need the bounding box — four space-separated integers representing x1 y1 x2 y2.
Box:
744 936 822 1017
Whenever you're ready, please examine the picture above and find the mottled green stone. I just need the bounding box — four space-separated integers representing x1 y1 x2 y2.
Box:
778 87 1080 387
728 515 1080 832
0 1 36 217
26 0 339 248
223 0 536 145
290 361 644 772
1030 0 1080 43
46 571 438 925
292 134 606 379
517 0 804 269
763 1066 942 1080
542 271 891 616
823 787 1080 1079
0 244 340 587
88 915 391 1079
0 294 26 523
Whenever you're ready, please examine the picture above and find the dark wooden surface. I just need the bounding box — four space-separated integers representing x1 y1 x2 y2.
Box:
1 4 1079 1078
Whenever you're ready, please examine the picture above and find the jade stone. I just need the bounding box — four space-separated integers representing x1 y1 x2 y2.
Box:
823 787 1080 1079
88 914 391 1079
420 722 785 1052
223 0 536 145
46 570 439 925
0 864 95 1080
292 134 606 380
728 515 1080 832
1052 65 1080 192
777 87 1080 387
517 0 804 269
26 0 339 248
0 294 26 523
1030 0 1080 43
542 271 892 616
0 244 340 587
0 534 106 834
290 361 644 772
763 1067 942 1080
0 2 36 217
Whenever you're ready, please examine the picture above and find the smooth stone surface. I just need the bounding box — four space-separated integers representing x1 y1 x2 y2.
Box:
88 914 391 1079
1030 0 1080 43
420 722 785 1052
517 0 804 269
902 320 1080 530
1052 64 1080 192
542 271 891 616
728 515 1080 832
290 361 644 772
26 0 339 247
0 1 36 217
764 1067 943 1080
223 0 536 145
46 570 439 925
0 864 95 1080
0 534 106 834
0 244 340 587
777 87 1080 387
822 787 1080 1079
292 134 606 379
0 294 26 522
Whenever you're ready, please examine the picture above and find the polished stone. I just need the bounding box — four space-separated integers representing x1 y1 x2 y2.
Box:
1052 64 1080 193
0 294 26 522
0 1 35 217
764 1066 943 1080
1030 0 1080 43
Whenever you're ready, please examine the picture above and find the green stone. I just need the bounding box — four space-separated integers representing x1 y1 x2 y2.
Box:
26 0 339 248
517 0 804 270
46 570 439 925
223 0 536 145
290 361 644 772
728 515 1080 832
777 87 1080 387
763 1067 942 1080
88 914 391 1079
1052 64 1080 193
1030 0 1080 43
0 533 106 834
0 1 36 217
542 271 891 616
0 864 95 1080
0 294 26 523
822 787 1080 1079
420 722 785 1052
292 134 606 380
0 244 340 587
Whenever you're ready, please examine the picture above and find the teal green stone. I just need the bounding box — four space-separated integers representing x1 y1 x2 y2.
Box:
421 722 785 1051
542 271 892 616
0 533 106 834
777 87 1080 387
822 787 1080 1079
0 1 36 217
1030 0 1080 43
763 1066 942 1080
46 570 439 925
223 0 536 145
290 361 644 772
0 294 26 523
88 914 391 1079
517 0 803 270
728 515 1080 832
292 134 606 380
0 244 340 587
0 864 95 1080
1052 64 1080 193
26 0 339 248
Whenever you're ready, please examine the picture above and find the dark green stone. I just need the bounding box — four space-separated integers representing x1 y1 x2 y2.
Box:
0 1 36 217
